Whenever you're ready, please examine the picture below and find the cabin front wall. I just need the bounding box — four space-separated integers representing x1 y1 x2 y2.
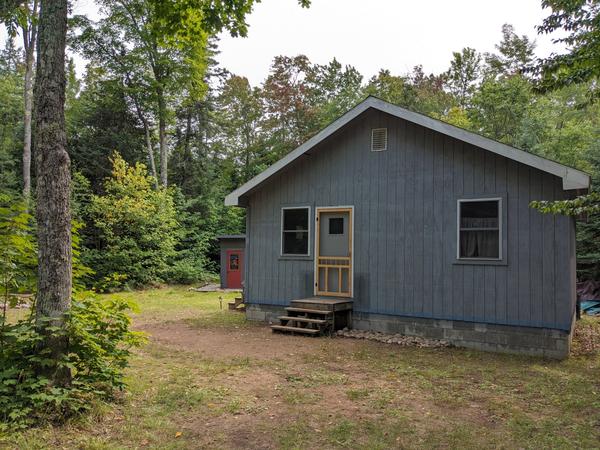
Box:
244 109 577 338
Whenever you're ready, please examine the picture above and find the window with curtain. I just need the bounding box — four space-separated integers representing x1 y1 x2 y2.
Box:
281 207 310 255
458 199 501 259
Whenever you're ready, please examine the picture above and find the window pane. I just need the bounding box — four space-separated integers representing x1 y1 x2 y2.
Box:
460 230 499 258
329 217 344 235
283 208 308 231
229 254 239 270
283 231 308 255
459 200 501 259
460 200 498 229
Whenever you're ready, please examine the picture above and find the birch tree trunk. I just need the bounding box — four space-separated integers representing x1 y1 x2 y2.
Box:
34 0 71 386
158 87 168 187
22 0 39 201
144 121 159 189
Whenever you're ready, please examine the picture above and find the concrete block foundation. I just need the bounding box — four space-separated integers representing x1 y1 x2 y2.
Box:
246 304 572 359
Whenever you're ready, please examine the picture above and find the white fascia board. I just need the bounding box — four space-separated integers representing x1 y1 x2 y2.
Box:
225 97 590 207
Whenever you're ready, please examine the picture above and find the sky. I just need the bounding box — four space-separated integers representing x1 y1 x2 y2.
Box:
1 0 563 85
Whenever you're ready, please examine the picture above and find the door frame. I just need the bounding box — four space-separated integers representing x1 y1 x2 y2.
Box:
225 249 243 289
313 206 354 297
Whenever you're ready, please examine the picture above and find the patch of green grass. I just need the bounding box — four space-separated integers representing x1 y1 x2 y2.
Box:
283 390 320 405
327 419 356 447
346 387 371 401
277 420 314 450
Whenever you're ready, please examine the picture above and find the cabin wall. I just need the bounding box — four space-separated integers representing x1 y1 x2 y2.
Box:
245 109 576 331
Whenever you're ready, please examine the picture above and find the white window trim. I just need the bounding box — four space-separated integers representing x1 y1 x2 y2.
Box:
456 198 502 261
280 206 311 257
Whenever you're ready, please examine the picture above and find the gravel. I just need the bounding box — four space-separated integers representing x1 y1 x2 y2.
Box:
336 328 451 348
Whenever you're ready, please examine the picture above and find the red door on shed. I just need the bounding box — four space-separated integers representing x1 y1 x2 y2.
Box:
226 249 243 289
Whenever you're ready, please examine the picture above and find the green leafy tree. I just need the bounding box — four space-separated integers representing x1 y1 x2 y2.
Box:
306 58 364 126
66 66 147 190
469 74 533 146
485 24 537 77
529 0 600 279
214 74 265 182
0 39 23 195
85 154 178 289
364 69 418 109
445 47 481 108
535 0 600 99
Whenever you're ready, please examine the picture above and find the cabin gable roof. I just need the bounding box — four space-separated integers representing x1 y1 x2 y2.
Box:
225 96 590 206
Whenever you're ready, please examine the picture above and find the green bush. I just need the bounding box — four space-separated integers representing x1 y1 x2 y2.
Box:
163 258 205 284
0 292 145 430
84 153 178 290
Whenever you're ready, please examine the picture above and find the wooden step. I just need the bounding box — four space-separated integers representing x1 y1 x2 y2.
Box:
271 325 320 335
278 316 328 325
285 307 333 315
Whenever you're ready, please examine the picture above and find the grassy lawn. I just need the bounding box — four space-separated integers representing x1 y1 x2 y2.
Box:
3 286 600 449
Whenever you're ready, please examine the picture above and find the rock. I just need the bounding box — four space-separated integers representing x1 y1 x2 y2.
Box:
336 328 451 348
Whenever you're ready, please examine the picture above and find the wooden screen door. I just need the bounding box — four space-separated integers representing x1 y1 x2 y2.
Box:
226 249 243 289
315 207 352 297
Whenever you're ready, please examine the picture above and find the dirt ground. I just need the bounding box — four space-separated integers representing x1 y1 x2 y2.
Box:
5 288 598 449
141 319 368 361
136 313 599 450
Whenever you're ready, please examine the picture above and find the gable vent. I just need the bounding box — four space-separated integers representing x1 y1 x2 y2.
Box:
371 128 387 151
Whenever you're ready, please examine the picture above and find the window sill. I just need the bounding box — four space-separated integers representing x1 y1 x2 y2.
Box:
278 255 313 261
453 258 507 266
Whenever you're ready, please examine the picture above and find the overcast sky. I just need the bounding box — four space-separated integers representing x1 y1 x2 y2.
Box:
2 0 563 86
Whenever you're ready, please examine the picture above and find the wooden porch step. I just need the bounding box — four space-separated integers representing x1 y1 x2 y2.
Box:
285 307 333 315
271 325 320 335
278 316 328 325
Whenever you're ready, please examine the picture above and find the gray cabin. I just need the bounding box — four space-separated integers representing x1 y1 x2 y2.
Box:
225 96 590 358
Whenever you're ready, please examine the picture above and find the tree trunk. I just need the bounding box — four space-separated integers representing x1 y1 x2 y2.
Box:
132 100 159 188
33 0 71 386
22 0 39 201
144 121 159 189
157 87 168 187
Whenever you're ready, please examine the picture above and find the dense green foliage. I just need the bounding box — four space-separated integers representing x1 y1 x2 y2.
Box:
0 194 36 307
0 191 144 430
82 154 180 290
0 293 145 430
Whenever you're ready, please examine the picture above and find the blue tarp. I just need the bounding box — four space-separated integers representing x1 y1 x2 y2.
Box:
581 300 600 316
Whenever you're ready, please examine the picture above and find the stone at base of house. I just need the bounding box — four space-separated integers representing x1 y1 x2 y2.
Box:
246 304 286 324
246 304 573 359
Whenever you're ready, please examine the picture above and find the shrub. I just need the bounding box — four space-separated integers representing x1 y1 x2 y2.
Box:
0 292 145 430
85 153 178 290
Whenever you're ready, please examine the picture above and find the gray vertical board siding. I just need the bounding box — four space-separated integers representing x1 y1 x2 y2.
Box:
243 109 577 331
529 171 543 326
494 155 508 323
422 126 434 316
442 136 454 318
452 141 464 319
518 166 531 323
